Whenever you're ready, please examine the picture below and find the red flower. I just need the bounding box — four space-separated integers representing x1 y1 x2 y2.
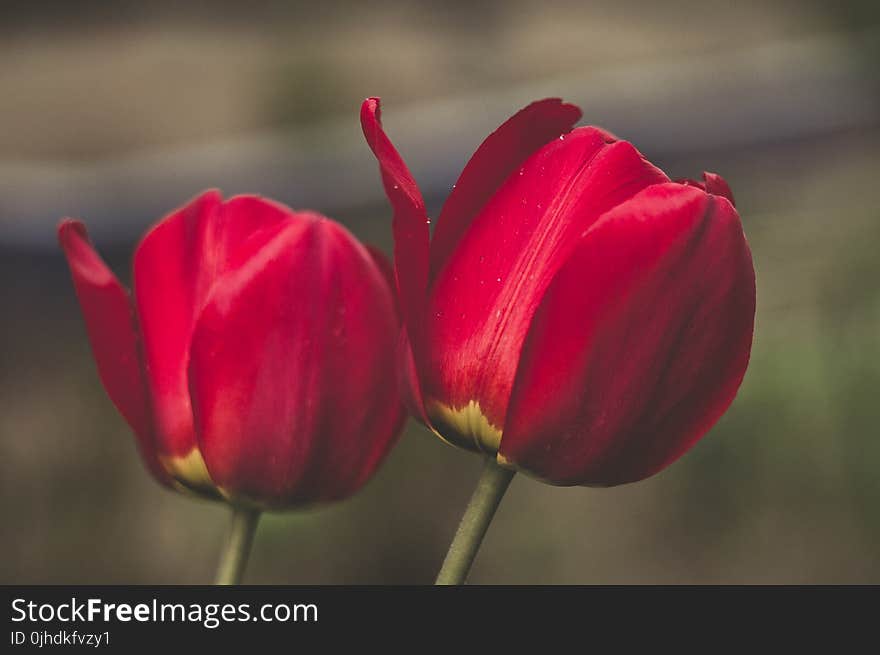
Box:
59 190 404 508
361 97 755 486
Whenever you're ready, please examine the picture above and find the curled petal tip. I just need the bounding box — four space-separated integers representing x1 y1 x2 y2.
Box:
533 97 583 121
358 92 430 365
58 216 84 231
360 98 382 132
676 172 736 208
57 219 121 288
702 171 736 207
57 218 87 246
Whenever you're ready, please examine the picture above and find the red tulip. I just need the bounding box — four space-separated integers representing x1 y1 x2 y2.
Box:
361 97 755 486
59 190 404 508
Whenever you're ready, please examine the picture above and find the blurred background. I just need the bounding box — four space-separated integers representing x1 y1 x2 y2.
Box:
2 0 879 584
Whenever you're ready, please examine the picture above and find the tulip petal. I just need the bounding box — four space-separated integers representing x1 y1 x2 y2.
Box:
364 243 435 428
501 184 755 485
702 171 736 206
423 130 668 444
397 327 437 429
360 98 429 359
429 98 583 280
677 171 736 207
132 191 289 461
58 220 168 485
189 216 403 507
364 244 399 317
366 242 432 425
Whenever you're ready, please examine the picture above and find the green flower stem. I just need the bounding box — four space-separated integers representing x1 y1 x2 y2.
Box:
435 458 515 585
214 506 261 585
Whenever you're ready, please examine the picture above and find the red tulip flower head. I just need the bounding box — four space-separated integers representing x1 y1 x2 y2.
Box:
59 191 404 508
361 97 755 486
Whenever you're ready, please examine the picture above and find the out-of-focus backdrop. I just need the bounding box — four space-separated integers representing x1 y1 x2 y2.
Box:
2 0 879 583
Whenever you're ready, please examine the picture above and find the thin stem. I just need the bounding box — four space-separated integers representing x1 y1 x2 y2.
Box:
435 458 515 585
214 506 261 585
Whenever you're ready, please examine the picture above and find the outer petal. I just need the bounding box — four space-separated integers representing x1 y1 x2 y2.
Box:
702 172 736 206
365 243 432 426
364 244 398 318
132 190 289 476
188 215 404 508
500 184 755 486
423 129 668 449
58 220 168 486
396 328 433 427
429 99 583 280
677 171 735 207
360 98 429 353
363 244 433 429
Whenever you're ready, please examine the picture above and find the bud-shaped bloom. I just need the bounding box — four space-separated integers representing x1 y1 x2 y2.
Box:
361 97 755 486
59 190 404 508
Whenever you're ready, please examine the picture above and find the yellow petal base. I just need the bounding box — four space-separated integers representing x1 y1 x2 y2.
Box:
159 447 218 498
425 399 503 454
